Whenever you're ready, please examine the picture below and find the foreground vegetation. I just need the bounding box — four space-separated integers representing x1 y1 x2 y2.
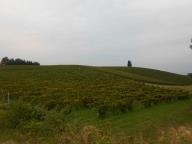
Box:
0 65 192 143
1 99 192 143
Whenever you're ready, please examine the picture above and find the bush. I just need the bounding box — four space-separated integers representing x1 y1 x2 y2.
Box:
97 105 108 119
6 101 45 129
44 110 66 132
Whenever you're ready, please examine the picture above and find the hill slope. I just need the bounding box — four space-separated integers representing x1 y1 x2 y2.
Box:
96 67 192 85
0 65 190 111
0 65 192 143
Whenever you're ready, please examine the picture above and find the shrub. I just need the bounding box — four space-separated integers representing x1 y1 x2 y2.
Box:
43 110 66 132
23 110 66 136
97 105 108 119
6 101 45 129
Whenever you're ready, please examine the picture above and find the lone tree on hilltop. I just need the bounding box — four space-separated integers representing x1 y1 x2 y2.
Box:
127 60 132 68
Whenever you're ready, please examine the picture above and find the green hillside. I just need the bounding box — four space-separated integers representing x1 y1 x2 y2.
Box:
96 67 192 85
0 65 192 143
0 65 190 110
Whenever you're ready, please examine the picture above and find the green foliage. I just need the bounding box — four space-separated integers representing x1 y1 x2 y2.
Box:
0 65 191 117
1 57 40 65
0 65 192 143
6 102 45 128
97 105 108 119
22 110 66 136
0 101 66 136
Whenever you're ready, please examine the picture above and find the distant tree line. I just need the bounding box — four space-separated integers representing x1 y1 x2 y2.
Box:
1 57 40 65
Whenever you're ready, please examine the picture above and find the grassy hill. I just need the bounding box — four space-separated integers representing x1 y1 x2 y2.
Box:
0 65 192 143
95 67 192 85
0 65 190 110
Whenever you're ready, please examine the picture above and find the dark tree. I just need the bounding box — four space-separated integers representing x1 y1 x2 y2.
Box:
127 60 132 67
8 58 15 65
15 58 24 65
190 38 192 49
1 57 9 65
188 73 192 77
0 57 40 65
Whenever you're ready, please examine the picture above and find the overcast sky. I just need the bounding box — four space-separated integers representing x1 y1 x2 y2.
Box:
0 0 192 74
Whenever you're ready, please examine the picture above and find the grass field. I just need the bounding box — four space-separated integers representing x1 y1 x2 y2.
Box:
0 65 192 143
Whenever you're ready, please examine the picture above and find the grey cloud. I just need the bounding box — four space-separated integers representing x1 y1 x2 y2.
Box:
0 0 192 74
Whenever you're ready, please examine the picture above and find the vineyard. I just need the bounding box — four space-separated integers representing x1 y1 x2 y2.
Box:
0 65 192 143
0 65 191 117
95 67 192 85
